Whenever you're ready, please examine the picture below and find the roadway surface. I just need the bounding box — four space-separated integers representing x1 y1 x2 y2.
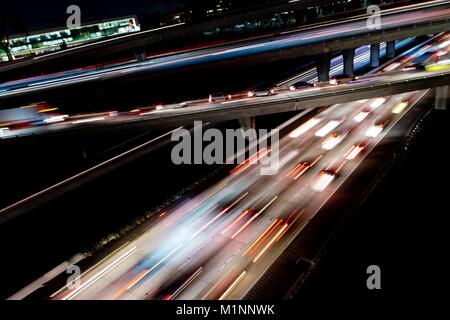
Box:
1 57 449 139
42 33 446 301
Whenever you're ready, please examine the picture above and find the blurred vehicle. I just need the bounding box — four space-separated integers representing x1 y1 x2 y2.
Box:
391 100 409 114
365 117 391 138
434 50 449 59
425 59 450 71
120 104 164 116
0 127 10 135
0 103 64 129
321 130 349 150
288 117 322 138
329 75 355 85
67 110 117 124
129 108 141 115
289 81 314 91
400 65 425 72
312 170 336 192
312 158 347 192
313 80 333 88
347 76 373 84
209 93 232 103
0 107 41 130
411 51 434 65
344 141 368 160
383 62 401 72
370 97 386 110
136 104 165 115
315 119 344 137
353 108 372 123
287 155 322 180
248 89 276 98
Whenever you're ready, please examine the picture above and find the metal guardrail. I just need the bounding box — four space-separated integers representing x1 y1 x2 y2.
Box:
1 69 449 141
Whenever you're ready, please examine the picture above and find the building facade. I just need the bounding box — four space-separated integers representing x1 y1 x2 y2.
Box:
1 16 140 62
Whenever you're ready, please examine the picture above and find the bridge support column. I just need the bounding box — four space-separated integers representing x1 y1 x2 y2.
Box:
435 86 449 110
343 48 355 77
133 48 147 61
316 52 331 82
370 43 380 67
238 117 257 140
386 41 396 58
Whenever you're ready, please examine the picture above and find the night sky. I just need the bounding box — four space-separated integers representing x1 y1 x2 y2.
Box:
0 0 185 34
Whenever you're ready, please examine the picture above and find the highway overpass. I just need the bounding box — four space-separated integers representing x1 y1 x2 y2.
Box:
1 68 449 140
0 0 449 104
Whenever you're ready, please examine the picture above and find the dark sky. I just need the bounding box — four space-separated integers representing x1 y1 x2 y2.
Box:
1 0 185 34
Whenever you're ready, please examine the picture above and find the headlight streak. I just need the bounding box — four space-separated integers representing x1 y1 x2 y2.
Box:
72 116 105 124
344 144 366 160
61 246 138 300
365 125 384 137
126 244 183 291
190 192 249 239
354 110 370 122
321 133 346 150
221 209 251 235
243 219 282 257
392 101 409 114
287 155 323 180
312 171 336 192
230 147 270 175
111 268 150 300
288 118 321 138
370 97 386 109
315 120 343 137
287 162 309 179
43 115 69 123
245 210 305 262
230 196 278 240
163 266 203 300
252 223 288 263
218 270 247 300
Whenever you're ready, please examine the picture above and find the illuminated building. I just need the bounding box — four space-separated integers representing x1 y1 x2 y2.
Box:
0 16 140 62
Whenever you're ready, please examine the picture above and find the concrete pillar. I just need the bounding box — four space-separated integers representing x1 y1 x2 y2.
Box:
370 43 380 67
343 48 355 77
238 117 257 141
316 53 331 82
435 85 449 110
386 41 396 59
